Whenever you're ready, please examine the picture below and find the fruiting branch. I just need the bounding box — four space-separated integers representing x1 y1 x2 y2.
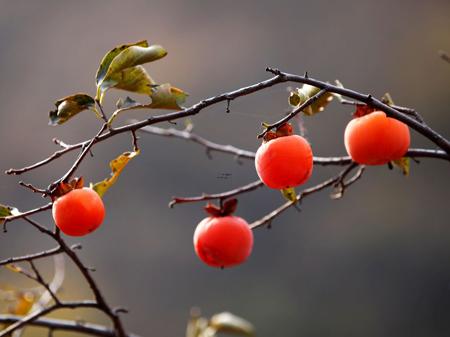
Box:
2 65 449 336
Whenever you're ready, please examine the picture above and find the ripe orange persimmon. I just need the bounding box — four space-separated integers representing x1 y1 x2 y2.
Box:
193 202 253 268
52 187 105 236
344 110 410 165
255 131 313 189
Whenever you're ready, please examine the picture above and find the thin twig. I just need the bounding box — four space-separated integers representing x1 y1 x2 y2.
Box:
0 315 140 337
169 180 264 208
257 88 328 138
0 246 63 266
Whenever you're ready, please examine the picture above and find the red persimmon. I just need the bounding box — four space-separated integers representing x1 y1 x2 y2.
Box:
52 187 105 236
193 216 253 268
344 110 410 165
255 135 313 189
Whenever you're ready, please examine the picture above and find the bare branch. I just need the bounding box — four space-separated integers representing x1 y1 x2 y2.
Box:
0 246 62 267
170 180 264 208
0 315 140 337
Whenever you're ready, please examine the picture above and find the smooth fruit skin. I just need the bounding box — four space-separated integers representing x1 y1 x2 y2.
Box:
255 135 313 189
193 216 253 268
344 111 410 165
52 187 105 237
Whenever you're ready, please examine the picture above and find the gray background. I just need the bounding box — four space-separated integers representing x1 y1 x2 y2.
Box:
1 1 450 336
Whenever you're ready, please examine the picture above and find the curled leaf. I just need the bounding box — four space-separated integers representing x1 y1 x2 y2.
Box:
149 83 188 110
281 187 298 202
49 93 96 125
289 84 334 116
96 42 167 102
392 157 410 176
209 312 255 336
90 150 140 197
96 40 149 86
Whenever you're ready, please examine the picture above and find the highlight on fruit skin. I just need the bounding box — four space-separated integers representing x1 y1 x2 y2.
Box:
193 214 253 268
255 127 313 189
344 110 410 165
52 187 105 237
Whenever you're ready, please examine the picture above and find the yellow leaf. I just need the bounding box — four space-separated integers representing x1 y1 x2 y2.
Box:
49 93 96 125
289 84 334 116
209 312 255 337
392 157 410 176
281 187 298 202
5 264 22 273
90 150 140 197
149 83 188 110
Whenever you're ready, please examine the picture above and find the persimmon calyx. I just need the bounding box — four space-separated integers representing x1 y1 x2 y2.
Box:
204 198 238 217
50 177 84 201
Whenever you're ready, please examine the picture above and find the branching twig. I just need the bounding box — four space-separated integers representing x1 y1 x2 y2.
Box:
249 163 364 230
257 88 328 138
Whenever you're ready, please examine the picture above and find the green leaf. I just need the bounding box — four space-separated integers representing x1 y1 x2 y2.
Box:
49 93 96 125
90 150 140 197
96 42 167 102
149 83 188 110
281 187 297 202
289 84 334 116
392 157 410 176
209 312 255 336
0 204 20 225
95 40 148 86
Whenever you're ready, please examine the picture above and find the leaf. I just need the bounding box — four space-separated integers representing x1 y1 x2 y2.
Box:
96 43 167 102
49 93 96 125
281 187 298 202
116 96 139 109
289 84 334 116
98 65 156 103
0 204 20 225
149 83 188 110
392 157 410 176
90 150 140 197
95 40 149 86
209 312 255 336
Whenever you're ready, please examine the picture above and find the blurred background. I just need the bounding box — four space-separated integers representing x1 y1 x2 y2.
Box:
1 0 450 336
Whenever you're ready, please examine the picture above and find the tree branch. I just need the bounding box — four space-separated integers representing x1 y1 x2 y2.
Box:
0 315 140 337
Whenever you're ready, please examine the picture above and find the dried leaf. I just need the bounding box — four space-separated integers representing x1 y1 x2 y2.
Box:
149 83 188 110
5 264 22 273
90 150 140 197
281 187 297 202
209 312 255 336
392 157 410 176
49 93 96 125
289 84 334 116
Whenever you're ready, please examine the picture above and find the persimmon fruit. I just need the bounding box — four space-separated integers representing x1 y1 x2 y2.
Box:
344 110 410 165
193 204 253 268
255 131 313 189
52 187 105 236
